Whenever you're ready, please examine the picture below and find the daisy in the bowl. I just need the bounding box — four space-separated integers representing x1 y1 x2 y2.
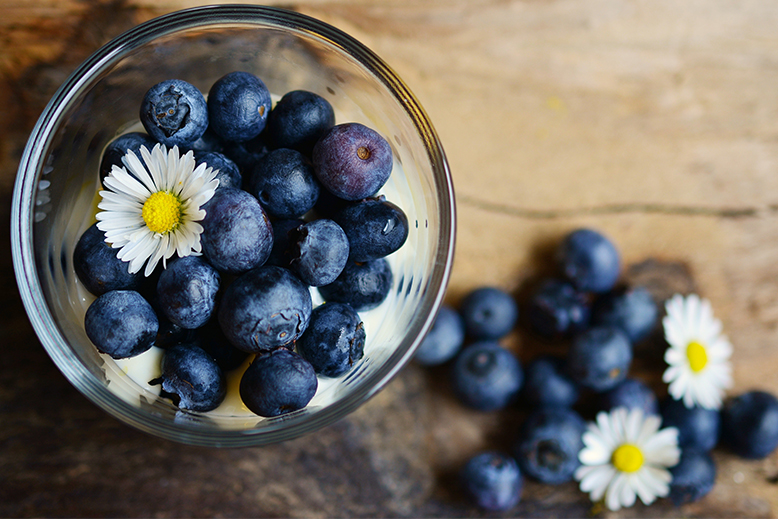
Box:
575 407 680 511
662 293 733 410
96 143 219 277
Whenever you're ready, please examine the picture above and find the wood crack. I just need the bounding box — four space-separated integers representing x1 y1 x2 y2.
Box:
457 193 762 219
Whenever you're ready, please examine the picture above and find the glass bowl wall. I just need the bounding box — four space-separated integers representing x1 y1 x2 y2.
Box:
11 5 455 446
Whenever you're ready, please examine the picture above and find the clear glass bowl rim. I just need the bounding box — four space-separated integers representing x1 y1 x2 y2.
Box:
11 4 456 447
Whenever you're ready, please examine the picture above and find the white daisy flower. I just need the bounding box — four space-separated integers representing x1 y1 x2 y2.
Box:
575 407 680 511
662 293 733 410
96 143 219 277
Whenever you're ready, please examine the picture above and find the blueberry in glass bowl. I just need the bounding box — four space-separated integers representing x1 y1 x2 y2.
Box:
11 5 455 446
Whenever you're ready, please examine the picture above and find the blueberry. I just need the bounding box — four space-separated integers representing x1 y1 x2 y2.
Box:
73 222 143 296
599 378 659 416
84 290 158 359
218 266 312 353
267 90 335 156
451 341 523 411
150 343 226 412
200 187 273 274
460 451 522 512
558 228 621 293
668 449 717 506
312 123 393 201
592 286 658 343
521 356 579 408
296 302 365 377
318 258 393 312
513 408 586 484
288 219 349 287
139 79 208 147
239 348 318 417
566 326 632 392
156 256 220 330
459 286 518 340
266 218 305 268
527 279 590 339
414 305 465 366
721 390 778 459
334 197 409 262
661 397 720 452
207 71 271 142
245 148 320 219
195 151 241 190
99 132 157 183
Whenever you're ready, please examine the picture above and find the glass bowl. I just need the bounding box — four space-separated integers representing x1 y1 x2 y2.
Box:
11 5 455 447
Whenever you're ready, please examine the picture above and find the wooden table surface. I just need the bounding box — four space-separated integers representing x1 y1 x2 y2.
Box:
2 1 778 517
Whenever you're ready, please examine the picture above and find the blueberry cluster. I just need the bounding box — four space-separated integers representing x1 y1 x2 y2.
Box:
77 73 411 417
415 227 778 512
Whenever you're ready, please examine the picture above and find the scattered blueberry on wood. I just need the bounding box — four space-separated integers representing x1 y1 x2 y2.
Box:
460 451 523 512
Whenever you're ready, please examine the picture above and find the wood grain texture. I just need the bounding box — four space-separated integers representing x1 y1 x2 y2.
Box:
2 1 778 517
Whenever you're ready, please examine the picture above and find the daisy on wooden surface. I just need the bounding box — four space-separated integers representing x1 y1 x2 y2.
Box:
662 293 732 410
575 407 680 511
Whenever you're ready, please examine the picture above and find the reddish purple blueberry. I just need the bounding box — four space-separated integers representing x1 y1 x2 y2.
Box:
312 122 393 201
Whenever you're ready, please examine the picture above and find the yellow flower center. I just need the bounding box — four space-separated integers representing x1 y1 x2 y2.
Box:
142 191 182 234
611 444 644 473
686 341 708 373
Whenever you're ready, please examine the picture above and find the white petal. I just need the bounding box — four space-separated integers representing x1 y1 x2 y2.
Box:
606 473 627 511
581 465 615 503
123 149 157 194
624 408 645 443
642 466 671 497
619 476 637 509
580 435 613 465
631 471 657 506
